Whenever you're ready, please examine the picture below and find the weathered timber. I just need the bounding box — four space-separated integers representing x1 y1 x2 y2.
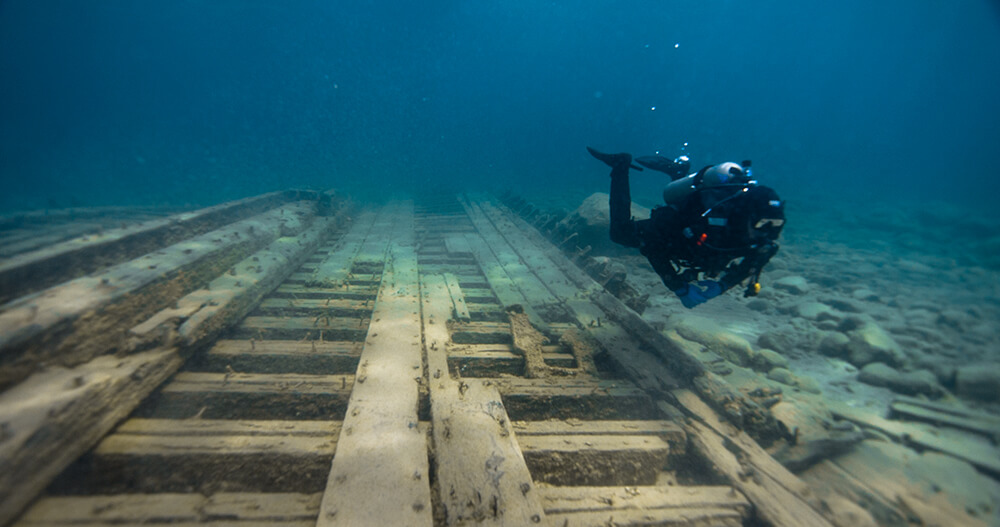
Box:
140 372 354 420
196 339 361 374
305 210 377 287
0 348 183 527
132 215 339 349
443 272 471 321
450 349 575 377
520 434 670 486
317 203 433 527
0 214 338 526
65 419 339 494
495 378 657 421
507 305 551 378
0 201 318 390
512 419 686 456
831 403 1000 477
255 297 372 316
0 190 306 305
889 395 1000 438
538 486 749 527
422 273 545 525
16 492 320 526
230 315 369 341
668 391 834 527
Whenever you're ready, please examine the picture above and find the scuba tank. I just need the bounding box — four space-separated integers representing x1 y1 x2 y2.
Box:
662 160 753 206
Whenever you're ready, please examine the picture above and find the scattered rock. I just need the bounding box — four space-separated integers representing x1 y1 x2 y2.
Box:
670 316 755 367
767 368 821 394
818 332 850 358
857 362 943 397
772 275 810 295
557 193 650 255
955 364 1000 402
793 301 839 321
753 348 789 372
845 321 907 367
851 288 880 302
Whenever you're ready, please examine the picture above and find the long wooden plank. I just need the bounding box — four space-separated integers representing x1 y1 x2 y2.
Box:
16 492 320 526
670 391 834 527
539 485 749 527
831 403 1000 477
520 434 670 486
0 191 302 304
443 272 472 321
513 419 685 454
422 273 545 525
198 339 361 374
82 422 337 494
317 202 433 526
0 348 183 526
305 211 378 287
147 372 354 420
0 201 318 390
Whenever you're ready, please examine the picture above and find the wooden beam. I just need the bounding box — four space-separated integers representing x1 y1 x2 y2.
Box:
0 191 303 304
422 272 546 525
0 348 183 526
78 419 339 494
16 492 320 526
146 372 354 420
197 339 361 374
669 391 834 527
0 201 319 390
317 203 433 527
539 485 749 527
520 434 670 486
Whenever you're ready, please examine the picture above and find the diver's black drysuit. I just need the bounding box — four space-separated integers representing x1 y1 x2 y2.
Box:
606 158 782 297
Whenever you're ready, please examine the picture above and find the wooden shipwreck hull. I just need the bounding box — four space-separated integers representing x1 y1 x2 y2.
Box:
0 191 837 526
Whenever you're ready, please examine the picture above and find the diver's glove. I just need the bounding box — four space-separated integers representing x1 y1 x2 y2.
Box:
674 281 723 309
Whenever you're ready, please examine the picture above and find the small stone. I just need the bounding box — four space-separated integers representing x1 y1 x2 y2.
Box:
753 348 789 372
772 275 810 295
794 301 839 321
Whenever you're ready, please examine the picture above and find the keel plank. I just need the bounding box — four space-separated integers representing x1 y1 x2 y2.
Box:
318 202 432 526
422 272 546 525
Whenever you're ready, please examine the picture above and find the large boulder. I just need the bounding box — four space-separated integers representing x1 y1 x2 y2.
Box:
844 320 907 367
955 364 1000 402
858 362 943 397
557 193 650 255
670 315 755 367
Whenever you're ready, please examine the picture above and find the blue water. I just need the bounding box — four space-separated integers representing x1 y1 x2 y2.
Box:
2 1 999 213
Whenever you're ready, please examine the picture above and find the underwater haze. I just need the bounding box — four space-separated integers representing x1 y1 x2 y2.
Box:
1 1 999 212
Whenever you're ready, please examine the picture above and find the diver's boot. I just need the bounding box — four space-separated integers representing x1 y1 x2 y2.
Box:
587 147 634 170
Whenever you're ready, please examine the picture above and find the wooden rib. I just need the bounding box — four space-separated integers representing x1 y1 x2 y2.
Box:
145 372 354 420
539 486 749 527
520 434 670 486
16 492 320 526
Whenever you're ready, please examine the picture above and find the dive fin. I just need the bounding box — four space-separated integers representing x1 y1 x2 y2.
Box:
635 155 689 180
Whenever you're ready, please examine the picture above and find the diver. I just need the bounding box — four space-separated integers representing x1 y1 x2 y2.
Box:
587 146 785 308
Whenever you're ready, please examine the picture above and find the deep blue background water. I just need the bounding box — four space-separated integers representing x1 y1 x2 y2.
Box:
2 1 999 212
